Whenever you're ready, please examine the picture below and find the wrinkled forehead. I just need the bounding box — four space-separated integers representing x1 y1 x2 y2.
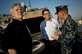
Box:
12 5 22 10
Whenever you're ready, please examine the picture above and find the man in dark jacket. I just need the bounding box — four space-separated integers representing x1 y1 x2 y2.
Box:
55 5 78 54
2 3 32 54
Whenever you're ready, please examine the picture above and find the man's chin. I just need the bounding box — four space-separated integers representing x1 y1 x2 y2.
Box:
15 16 23 20
18 16 23 19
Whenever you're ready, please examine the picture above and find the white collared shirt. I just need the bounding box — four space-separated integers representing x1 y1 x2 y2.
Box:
44 18 60 40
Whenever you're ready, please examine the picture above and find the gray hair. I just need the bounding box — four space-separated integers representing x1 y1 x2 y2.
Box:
10 3 22 13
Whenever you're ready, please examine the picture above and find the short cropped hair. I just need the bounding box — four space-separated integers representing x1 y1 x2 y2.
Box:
42 9 50 15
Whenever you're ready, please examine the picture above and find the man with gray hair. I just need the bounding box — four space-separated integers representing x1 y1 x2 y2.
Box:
2 3 32 54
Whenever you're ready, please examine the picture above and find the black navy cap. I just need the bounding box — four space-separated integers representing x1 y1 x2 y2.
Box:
55 5 68 14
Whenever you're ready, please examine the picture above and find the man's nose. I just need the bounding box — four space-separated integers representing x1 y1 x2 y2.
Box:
18 9 22 13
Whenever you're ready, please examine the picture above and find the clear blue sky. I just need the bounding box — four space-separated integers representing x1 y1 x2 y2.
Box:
0 0 82 20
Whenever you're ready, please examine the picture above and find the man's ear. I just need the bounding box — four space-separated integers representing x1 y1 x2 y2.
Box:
62 11 64 16
62 13 64 17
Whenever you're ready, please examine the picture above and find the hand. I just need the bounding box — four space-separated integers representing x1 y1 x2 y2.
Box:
8 49 17 54
51 31 62 40
51 35 59 40
55 31 62 36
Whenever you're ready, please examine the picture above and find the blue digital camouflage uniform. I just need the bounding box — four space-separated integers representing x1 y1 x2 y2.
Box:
59 15 78 54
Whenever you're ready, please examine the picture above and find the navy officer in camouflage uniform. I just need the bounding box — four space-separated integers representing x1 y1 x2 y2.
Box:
55 5 78 54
